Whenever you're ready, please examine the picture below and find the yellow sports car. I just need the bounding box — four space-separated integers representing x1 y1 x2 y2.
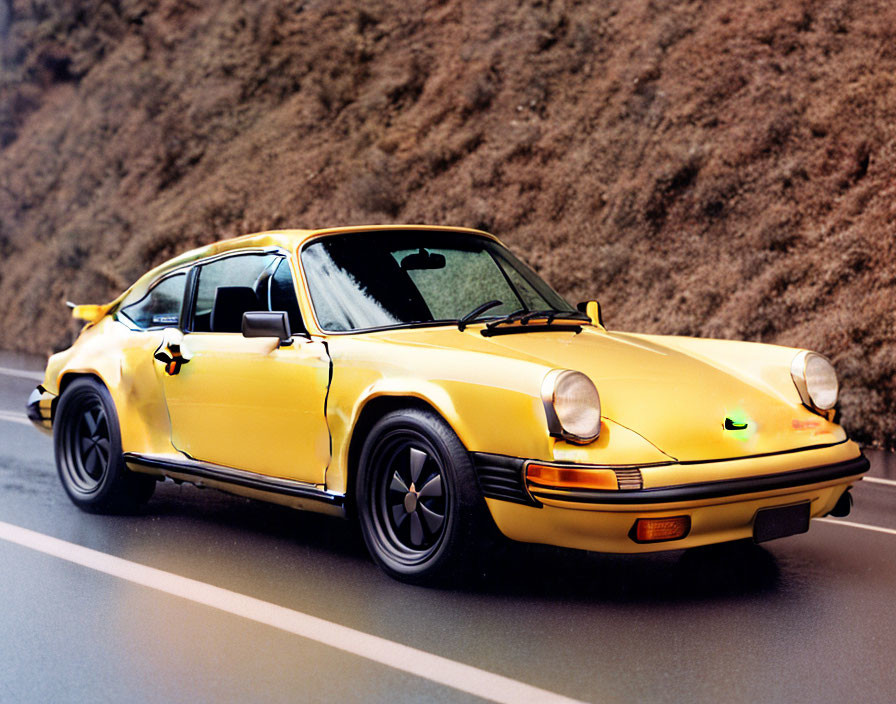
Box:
27 225 868 584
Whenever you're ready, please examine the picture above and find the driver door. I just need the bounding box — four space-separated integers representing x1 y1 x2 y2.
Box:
157 251 331 485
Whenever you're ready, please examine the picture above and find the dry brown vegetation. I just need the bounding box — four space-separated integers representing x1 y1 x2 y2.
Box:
0 0 894 446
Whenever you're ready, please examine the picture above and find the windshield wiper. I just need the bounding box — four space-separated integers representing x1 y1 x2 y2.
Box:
457 300 504 331
485 308 589 332
459 303 589 334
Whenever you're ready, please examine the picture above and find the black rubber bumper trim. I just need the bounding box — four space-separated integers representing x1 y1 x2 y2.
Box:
470 452 540 507
26 388 44 422
527 454 870 505
123 452 345 507
26 386 53 424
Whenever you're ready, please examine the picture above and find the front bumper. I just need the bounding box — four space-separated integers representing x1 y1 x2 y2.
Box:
472 443 869 553
26 386 55 435
526 455 868 505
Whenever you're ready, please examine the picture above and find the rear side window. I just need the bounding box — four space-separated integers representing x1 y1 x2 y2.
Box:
119 273 186 329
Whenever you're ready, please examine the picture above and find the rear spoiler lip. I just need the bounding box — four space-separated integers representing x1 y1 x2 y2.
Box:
66 301 112 324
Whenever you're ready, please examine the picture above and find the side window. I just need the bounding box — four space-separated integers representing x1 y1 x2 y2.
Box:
269 258 306 335
190 253 276 333
119 273 186 329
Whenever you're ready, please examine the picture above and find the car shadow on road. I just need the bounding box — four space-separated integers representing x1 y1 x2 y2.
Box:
471 538 782 604
137 481 781 604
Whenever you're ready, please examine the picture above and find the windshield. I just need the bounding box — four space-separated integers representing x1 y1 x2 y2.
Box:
301 231 575 332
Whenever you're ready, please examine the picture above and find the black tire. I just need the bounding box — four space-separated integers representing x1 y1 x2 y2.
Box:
54 377 156 513
356 408 488 585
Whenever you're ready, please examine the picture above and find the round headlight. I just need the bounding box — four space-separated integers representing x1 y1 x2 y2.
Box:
541 370 601 443
791 351 838 412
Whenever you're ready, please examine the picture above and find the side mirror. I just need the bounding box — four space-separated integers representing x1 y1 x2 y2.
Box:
242 311 292 346
577 300 605 330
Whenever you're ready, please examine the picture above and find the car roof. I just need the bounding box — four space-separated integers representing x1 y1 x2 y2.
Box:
110 224 499 309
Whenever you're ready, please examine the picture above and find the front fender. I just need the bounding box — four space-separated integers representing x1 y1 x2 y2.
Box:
324 335 557 494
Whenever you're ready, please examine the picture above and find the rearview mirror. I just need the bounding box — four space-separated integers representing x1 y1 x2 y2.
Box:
242 311 292 345
401 248 446 270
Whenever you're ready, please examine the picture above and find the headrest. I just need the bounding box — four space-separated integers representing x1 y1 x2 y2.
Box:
210 286 261 333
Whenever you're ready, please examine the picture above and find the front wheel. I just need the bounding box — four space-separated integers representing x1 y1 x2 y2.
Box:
356 408 488 585
54 377 155 513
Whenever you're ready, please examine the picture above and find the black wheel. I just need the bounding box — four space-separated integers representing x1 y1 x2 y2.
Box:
356 408 488 585
54 377 156 513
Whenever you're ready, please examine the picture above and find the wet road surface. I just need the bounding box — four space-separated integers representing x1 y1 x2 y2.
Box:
1 352 894 703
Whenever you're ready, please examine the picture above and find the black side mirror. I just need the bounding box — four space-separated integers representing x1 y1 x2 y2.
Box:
242 311 292 345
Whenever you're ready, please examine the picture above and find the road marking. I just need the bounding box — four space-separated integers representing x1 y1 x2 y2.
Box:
0 366 43 382
0 410 32 427
0 520 585 704
816 518 896 537
862 476 896 488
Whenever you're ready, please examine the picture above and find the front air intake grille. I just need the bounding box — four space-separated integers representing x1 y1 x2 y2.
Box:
614 467 643 490
470 452 540 507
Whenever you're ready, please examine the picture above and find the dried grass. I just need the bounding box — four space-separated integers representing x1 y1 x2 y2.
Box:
0 0 894 445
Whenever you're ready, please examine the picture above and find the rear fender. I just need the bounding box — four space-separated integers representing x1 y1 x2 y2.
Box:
54 319 176 455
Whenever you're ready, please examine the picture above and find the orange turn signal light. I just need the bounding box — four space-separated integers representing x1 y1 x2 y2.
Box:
526 463 618 490
631 516 691 543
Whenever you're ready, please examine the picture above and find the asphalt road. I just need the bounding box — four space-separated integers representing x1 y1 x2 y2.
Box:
1 351 895 703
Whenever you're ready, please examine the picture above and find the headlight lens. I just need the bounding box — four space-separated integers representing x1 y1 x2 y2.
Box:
542 370 601 443
791 351 838 412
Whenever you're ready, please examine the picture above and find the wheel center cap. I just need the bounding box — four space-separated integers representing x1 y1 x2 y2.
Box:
404 491 419 513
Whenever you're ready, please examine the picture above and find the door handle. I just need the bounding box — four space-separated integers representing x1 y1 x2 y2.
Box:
154 328 192 376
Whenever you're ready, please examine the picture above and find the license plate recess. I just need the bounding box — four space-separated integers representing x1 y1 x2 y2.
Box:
752 501 810 543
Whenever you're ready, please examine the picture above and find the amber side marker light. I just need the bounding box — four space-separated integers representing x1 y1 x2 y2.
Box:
526 463 618 490
630 516 691 544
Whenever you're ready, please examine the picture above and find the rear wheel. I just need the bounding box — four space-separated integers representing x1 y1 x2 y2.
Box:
54 377 155 513
356 408 488 585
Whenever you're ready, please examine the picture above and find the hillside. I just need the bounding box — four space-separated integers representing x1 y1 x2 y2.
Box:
0 0 894 446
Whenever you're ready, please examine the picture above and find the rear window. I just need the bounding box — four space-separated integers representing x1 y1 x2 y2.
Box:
118 273 186 329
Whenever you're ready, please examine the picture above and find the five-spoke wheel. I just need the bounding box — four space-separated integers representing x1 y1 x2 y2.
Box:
357 408 488 585
67 398 112 491
380 443 447 557
54 377 155 513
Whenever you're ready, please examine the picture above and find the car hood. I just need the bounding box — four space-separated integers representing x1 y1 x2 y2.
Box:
470 327 843 462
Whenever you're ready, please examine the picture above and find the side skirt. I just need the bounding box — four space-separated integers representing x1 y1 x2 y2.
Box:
123 452 346 517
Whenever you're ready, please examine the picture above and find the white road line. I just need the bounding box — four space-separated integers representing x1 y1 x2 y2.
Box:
0 410 32 427
0 520 586 704
816 518 896 537
862 476 896 488
0 366 43 382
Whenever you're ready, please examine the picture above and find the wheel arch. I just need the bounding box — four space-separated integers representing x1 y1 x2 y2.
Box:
58 370 109 395
53 369 157 513
56 361 174 457
343 395 460 517
56 370 116 420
